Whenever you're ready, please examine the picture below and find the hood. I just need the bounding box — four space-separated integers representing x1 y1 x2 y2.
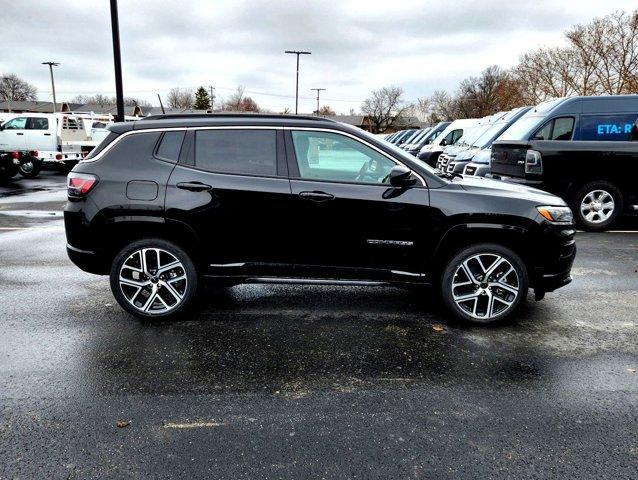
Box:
452 175 566 206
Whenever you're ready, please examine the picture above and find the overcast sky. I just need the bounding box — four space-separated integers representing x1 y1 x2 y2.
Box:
1 0 636 113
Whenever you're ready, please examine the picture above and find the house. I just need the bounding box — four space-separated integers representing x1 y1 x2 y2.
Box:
326 114 422 133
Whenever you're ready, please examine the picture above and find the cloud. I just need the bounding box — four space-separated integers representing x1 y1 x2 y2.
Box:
0 0 635 113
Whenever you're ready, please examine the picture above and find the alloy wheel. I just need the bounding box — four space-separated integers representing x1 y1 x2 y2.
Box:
580 189 614 224
451 253 520 320
118 248 187 314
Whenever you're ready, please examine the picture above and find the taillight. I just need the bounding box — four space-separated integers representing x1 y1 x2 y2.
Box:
11 151 19 159
525 149 543 174
29 150 38 157
56 153 63 160
67 173 98 197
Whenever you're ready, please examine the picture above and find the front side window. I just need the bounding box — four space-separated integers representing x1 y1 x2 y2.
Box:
534 117 574 141
3 117 27 130
28 117 49 130
195 129 277 176
580 114 638 141
291 130 395 185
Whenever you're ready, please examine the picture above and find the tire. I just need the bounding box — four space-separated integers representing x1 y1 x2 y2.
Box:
571 181 622 232
441 243 529 325
18 156 42 178
109 238 199 320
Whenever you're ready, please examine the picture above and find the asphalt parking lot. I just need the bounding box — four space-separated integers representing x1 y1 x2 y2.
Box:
0 171 636 479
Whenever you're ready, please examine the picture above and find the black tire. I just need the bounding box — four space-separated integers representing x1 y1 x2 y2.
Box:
441 243 529 325
110 238 199 320
570 181 623 232
18 156 42 179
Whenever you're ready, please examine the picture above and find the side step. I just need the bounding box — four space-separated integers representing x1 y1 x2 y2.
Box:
244 277 389 287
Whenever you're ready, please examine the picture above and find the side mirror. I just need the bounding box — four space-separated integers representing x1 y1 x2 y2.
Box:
388 165 417 188
440 138 448 146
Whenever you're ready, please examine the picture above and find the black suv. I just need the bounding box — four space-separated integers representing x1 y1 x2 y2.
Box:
64 114 576 324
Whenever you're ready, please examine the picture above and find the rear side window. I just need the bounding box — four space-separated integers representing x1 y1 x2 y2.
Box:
534 117 574 141
84 132 119 160
27 117 49 130
579 114 638 141
155 131 185 162
195 129 277 176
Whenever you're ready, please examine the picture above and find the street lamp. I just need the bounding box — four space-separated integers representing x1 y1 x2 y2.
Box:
311 88 325 116
110 0 124 122
41 62 59 113
285 50 311 114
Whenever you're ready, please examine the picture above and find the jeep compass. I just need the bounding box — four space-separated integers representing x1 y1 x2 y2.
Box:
64 114 576 324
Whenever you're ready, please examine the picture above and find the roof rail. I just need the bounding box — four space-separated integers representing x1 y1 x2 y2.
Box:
142 112 337 122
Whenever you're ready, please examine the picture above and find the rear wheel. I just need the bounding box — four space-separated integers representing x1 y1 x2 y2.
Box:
110 239 198 320
18 156 42 178
441 243 528 325
571 181 622 231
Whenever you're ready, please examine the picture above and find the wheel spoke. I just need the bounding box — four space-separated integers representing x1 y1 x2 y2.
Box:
142 289 158 312
453 291 480 302
158 260 181 274
461 261 479 284
161 281 184 301
484 256 506 279
119 276 150 288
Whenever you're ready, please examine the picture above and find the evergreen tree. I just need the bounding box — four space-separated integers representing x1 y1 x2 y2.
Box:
193 86 211 110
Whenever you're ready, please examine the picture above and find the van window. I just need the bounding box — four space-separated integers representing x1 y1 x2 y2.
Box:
27 117 49 130
580 114 638 141
195 129 277 176
155 131 185 162
534 117 574 141
3 117 27 130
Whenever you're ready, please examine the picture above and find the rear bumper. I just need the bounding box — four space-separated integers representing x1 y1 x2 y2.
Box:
66 243 108 275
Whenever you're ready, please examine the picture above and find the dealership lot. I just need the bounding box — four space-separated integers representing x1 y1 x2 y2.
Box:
0 172 637 478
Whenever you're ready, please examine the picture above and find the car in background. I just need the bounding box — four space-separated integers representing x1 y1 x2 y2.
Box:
394 129 420 146
440 107 533 175
387 129 415 145
417 119 477 167
404 122 450 156
491 95 638 230
401 127 431 150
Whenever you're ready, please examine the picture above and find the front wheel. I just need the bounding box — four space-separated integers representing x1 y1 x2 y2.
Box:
441 244 529 325
19 156 42 178
571 181 622 231
110 239 199 320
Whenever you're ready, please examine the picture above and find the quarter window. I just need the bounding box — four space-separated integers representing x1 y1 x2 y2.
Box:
534 117 574 141
155 131 185 162
291 130 395 185
195 129 277 176
3 117 27 130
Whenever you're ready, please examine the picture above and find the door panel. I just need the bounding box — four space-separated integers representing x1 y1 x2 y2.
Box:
25 117 53 151
0 117 27 150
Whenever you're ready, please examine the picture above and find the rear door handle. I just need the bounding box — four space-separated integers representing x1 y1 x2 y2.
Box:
176 181 212 192
44 133 51 136
299 191 335 202
16 133 24 136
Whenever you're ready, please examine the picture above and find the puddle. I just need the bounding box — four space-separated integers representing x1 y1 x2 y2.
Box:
0 210 62 218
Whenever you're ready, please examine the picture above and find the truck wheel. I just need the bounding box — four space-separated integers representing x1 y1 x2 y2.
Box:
110 238 199 320
441 243 528 325
571 181 622 232
18 156 42 179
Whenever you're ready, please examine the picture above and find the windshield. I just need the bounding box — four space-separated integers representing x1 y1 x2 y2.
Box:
472 122 507 147
408 128 430 144
457 125 489 146
498 115 544 141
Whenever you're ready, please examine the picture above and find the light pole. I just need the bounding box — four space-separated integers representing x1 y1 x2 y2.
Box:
285 50 311 114
209 85 216 111
41 62 59 112
109 0 124 122
311 88 325 116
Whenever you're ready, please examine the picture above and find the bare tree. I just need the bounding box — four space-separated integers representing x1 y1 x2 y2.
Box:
166 88 194 109
361 86 409 133
0 73 38 102
68 94 151 108
318 105 336 116
222 86 260 112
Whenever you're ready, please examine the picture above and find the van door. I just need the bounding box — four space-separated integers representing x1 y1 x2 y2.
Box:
25 117 53 152
0 116 27 151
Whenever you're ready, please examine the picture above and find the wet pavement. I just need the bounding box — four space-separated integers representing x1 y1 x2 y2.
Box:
0 172 637 479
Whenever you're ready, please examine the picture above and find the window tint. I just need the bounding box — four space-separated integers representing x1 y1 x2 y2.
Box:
3 117 27 129
156 131 185 162
534 117 574 141
580 114 638 141
291 130 395 185
195 129 276 176
28 117 49 130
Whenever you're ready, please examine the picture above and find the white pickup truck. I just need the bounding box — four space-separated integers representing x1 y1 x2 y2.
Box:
0 112 109 178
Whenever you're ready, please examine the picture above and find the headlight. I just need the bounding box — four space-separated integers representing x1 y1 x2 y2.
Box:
537 206 573 224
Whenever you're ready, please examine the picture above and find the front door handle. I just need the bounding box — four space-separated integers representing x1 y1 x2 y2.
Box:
299 191 335 202
16 133 24 136
176 181 212 192
44 133 51 136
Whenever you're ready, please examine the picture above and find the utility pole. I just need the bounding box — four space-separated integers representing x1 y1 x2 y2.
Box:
109 0 124 122
41 62 59 112
209 85 215 111
285 50 311 114
311 88 325 116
